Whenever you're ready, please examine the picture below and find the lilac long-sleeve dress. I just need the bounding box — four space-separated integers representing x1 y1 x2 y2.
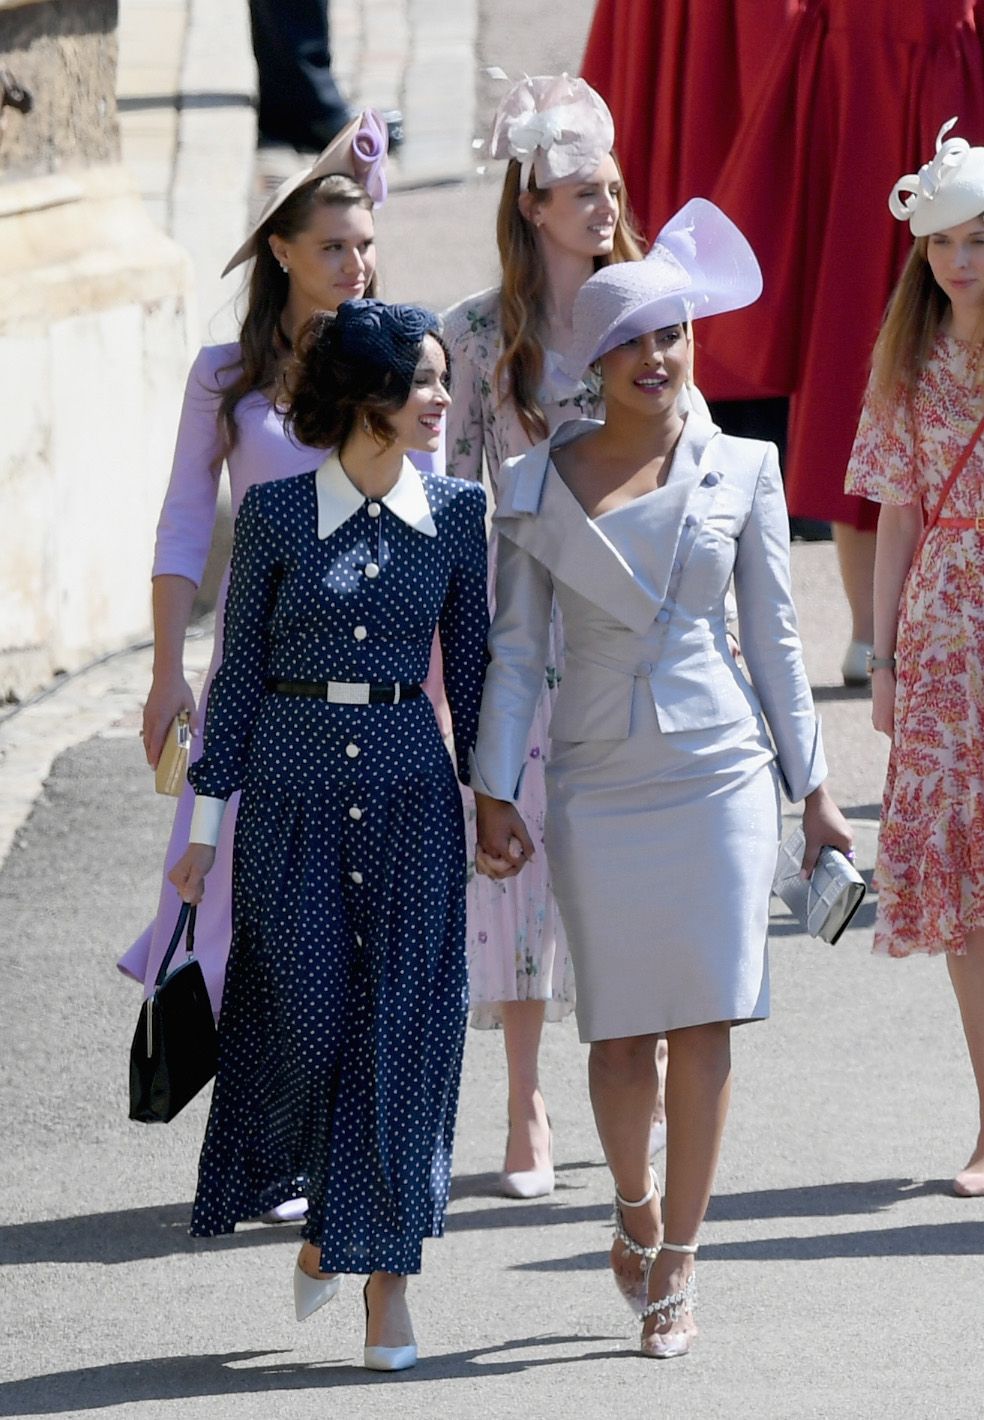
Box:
118 344 326 1011
120 344 446 1013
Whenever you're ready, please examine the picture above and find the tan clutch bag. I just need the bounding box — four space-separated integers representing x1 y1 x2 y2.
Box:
155 712 191 797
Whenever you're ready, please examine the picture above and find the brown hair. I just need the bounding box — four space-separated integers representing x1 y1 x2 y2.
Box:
870 237 950 405
215 174 377 461
494 155 645 442
281 311 447 450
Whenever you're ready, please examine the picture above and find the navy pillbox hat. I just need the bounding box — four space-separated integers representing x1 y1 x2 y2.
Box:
335 299 441 399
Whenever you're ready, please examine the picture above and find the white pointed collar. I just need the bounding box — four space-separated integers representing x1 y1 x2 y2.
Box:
315 453 437 539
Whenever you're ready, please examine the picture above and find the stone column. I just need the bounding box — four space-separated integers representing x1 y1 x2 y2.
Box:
0 0 195 701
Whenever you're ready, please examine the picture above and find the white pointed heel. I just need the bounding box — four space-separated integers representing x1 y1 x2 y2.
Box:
640 1241 698 1359
261 1196 309 1224
611 1168 661 1316
293 1263 340 1322
362 1279 417 1372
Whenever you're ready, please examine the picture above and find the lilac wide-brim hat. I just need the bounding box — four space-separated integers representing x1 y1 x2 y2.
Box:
222 109 389 276
889 117 984 237
561 198 763 381
488 72 614 189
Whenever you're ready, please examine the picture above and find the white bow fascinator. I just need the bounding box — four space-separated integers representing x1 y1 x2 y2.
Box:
488 72 615 189
889 118 984 237
222 109 389 276
560 198 763 381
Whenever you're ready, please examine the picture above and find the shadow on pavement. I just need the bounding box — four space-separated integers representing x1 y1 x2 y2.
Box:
2 1177 952 1268
0 1336 628 1414
0 1204 294 1267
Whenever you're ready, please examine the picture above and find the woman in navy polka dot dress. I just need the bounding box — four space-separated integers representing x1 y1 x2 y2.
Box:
168 300 489 1371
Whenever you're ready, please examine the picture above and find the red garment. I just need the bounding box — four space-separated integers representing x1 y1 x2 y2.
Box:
699 0 984 526
581 0 798 241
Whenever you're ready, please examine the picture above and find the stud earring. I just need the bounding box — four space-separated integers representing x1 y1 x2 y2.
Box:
362 415 371 434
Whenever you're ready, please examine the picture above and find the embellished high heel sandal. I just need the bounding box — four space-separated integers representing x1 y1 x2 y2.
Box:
611 1168 662 1316
640 1241 698 1359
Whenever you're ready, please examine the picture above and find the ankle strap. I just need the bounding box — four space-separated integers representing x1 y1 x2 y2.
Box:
614 1168 658 1210
660 1240 698 1255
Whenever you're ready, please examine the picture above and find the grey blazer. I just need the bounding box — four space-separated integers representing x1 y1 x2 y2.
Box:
470 414 826 804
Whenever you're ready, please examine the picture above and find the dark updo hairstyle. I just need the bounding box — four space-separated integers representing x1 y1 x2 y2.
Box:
282 305 449 450
215 173 377 460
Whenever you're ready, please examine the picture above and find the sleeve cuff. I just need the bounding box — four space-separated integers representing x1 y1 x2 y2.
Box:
189 794 227 846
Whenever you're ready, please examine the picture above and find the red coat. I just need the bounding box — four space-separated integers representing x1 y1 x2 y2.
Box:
699 0 984 525
581 0 798 240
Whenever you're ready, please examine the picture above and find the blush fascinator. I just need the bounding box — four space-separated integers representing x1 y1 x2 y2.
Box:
222 109 389 275
889 118 984 237
560 198 763 381
488 72 614 188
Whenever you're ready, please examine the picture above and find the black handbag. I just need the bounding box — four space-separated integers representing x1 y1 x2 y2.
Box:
128 902 217 1123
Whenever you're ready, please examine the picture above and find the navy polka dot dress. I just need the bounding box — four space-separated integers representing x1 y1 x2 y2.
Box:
187 464 488 1275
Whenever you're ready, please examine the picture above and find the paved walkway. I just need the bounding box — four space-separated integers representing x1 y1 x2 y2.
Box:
1 3 982 1416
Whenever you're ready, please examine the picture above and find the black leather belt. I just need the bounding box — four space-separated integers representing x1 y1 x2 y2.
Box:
270 679 423 705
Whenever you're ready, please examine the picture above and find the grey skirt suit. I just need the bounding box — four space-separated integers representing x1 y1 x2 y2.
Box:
470 415 826 1042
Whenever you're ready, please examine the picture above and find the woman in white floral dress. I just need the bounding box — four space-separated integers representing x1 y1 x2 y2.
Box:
845 122 984 1197
443 75 645 1195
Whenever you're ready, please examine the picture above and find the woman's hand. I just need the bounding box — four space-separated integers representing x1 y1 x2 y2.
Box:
870 666 896 739
143 672 197 769
474 793 535 879
168 844 216 905
800 783 854 878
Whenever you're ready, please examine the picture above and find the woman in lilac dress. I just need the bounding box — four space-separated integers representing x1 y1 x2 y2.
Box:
120 117 392 1222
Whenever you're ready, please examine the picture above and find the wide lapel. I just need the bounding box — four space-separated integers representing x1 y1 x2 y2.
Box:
604 413 722 606
493 421 663 634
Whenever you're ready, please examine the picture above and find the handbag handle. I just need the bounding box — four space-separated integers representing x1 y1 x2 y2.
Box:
153 902 198 989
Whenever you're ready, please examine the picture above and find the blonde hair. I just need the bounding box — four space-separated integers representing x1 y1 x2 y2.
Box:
494 156 645 443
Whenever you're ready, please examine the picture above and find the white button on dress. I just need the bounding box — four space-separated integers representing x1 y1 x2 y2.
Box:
346 743 360 758
365 563 380 579
349 806 363 820
354 625 368 641
350 870 364 884
367 502 381 518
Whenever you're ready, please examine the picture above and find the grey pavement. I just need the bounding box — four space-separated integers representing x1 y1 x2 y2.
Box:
2 2 983 1417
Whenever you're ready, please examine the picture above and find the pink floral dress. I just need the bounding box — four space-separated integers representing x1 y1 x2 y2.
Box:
845 332 984 956
443 288 597 1026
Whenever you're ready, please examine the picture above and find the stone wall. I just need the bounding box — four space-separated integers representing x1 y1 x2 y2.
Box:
0 0 194 701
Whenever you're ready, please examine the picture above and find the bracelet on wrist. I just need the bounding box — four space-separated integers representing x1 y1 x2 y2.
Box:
865 651 896 675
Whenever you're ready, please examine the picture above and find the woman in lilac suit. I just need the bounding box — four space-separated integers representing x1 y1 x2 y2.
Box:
120 116 389 1223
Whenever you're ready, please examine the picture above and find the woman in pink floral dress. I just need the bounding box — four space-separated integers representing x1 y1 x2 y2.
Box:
846 120 984 1197
443 75 646 1196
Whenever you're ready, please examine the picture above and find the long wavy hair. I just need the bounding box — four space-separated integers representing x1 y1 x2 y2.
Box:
215 174 377 462
495 155 645 443
870 237 952 407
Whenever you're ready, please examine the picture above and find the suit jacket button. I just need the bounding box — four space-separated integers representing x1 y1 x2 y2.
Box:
684 514 698 527
657 609 671 624
702 472 721 486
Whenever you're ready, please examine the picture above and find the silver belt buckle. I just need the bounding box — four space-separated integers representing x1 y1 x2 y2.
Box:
326 681 371 704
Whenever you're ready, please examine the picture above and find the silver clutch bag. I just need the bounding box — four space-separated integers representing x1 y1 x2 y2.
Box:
772 827 865 944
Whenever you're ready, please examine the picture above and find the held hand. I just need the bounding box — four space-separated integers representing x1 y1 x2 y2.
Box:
143 673 197 769
168 843 216 905
800 784 854 879
474 793 535 879
870 667 896 739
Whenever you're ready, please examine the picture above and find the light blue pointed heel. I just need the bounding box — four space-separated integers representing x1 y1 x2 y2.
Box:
362 1279 418 1372
293 1262 340 1322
